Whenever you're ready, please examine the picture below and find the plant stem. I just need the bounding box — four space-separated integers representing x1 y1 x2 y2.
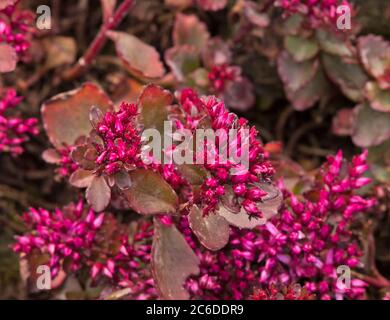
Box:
352 271 390 288
61 0 135 82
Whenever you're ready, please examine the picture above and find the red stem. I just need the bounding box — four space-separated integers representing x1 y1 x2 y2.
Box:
353 271 390 289
61 0 135 81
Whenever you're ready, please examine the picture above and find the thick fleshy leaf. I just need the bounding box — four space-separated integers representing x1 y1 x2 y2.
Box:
114 170 132 190
357 35 390 80
111 77 144 109
352 102 390 147
42 148 61 164
189 205 229 251
196 0 227 11
107 31 164 79
277 51 318 92
284 36 319 62
69 169 94 188
173 13 210 51
176 164 208 185
243 1 270 28
286 69 329 111
86 175 111 212
123 169 178 215
332 108 354 136
368 140 390 183
364 81 390 112
42 36 77 70
223 77 255 112
316 29 353 57
201 37 231 69
322 53 369 102
165 45 200 82
0 44 17 73
42 82 113 148
151 219 200 300
138 84 173 134
219 183 282 229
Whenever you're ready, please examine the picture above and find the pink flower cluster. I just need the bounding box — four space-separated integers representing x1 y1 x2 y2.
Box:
182 150 375 299
93 102 143 175
0 88 38 155
250 284 314 300
208 64 238 93
0 0 34 58
274 0 353 27
178 89 275 217
12 201 157 299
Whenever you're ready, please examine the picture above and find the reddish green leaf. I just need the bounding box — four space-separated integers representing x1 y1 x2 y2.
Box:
152 219 199 299
277 51 319 92
42 36 77 70
69 169 94 188
358 35 390 80
189 205 229 251
284 36 319 62
201 37 231 69
138 84 173 134
332 108 354 136
42 82 113 148
0 44 17 73
42 148 61 164
316 29 353 57
364 81 390 112
107 31 165 79
123 169 179 215
223 77 255 112
286 69 329 111
322 53 369 102
368 140 390 183
352 102 390 147
165 45 200 82
86 175 111 212
243 1 270 28
173 13 210 51
176 164 208 185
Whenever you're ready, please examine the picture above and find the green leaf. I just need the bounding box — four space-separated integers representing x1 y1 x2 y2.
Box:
189 205 229 251
86 175 111 212
364 81 390 112
123 169 179 215
322 53 369 102
173 13 210 50
368 140 390 183
176 164 207 185
42 82 113 148
316 29 353 57
285 69 330 111
138 84 173 134
151 219 199 300
284 36 319 62
107 31 165 79
277 51 319 92
358 35 390 80
352 102 390 147
165 45 200 82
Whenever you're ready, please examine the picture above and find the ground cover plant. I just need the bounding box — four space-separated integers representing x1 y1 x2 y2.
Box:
1 0 390 300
